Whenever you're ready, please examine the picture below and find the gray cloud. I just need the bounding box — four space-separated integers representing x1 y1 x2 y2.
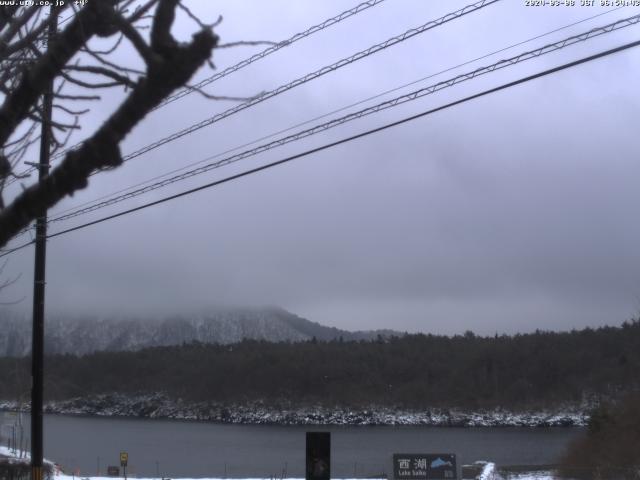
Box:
2 0 640 334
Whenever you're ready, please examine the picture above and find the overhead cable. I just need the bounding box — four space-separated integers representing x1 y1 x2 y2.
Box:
157 0 389 109
60 0 500 170
47 12 640 225
8 0 389 183
47 5 626 221
3 36 640 258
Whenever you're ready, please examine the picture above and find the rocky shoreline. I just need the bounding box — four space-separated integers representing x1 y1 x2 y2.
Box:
0 393 590 427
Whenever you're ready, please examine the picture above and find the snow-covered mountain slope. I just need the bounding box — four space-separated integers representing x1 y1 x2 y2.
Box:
0 307 394 356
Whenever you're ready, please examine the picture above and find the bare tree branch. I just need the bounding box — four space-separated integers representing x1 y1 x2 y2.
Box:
0 260 24 304
84 31 124 55
26 109 80 132
0 1 119 147
177 2 219 31
112 13 157 64
127 0 159 24
4 122 37 148
0 6 38 52
52 104 90 116
59 69 126 89
0 1 218 247
216 40 278 49
50 115 79 152
63 64 137 88
54 93 101 101
83 45 145 75
191 87 266 102
1 6 68 59
0 6 21 33
150 0 178 54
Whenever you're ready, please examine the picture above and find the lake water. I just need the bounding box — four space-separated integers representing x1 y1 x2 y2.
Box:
1 413 584 478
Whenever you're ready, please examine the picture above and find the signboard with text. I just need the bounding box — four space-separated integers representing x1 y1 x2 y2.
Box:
120 452 128 468
107 466 120 477
393 454 457 480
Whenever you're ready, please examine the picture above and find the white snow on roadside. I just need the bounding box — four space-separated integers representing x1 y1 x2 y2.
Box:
478 462 497 480
3 446 560 480
55 477 311 480
50 474 560 480
502 474 555 480
0 445 33 462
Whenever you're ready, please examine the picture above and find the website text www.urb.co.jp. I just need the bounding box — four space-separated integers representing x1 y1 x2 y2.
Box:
0 0 75 7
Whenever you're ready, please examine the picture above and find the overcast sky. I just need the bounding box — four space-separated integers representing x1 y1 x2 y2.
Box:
2 0 640 335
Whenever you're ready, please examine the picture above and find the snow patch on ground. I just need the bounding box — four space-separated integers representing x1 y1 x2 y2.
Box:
503 474 555 480
478 462 497 480
1 445 34 463
53 477 555 480
0 445 56 469
472 462 558 479
2 449 558 480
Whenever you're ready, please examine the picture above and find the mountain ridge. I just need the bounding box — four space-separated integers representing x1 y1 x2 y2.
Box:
0 307 399 356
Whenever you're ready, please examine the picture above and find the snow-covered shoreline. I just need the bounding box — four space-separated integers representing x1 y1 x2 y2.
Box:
0 394 590 427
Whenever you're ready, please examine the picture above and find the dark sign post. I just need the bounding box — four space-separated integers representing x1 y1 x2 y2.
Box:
306 432 330 480
107 467 120 477
120 452 128 480
393 454 457 480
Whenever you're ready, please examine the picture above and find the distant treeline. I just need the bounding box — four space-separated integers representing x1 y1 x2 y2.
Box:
1 321 639 409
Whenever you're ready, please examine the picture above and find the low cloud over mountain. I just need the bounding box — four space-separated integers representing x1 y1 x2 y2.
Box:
0 307 396 356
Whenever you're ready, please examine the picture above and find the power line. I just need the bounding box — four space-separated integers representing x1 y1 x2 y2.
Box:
4 0 501 242
9 0 390 183
0 241 33 258
45 12 640 226
58 0 500 173
47 5 626 221
156 0 388 109
7 6 638 243
7 7 638 245
3 35 639 258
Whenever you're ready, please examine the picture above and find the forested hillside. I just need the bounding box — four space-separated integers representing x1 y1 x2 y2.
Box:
1 321 638 410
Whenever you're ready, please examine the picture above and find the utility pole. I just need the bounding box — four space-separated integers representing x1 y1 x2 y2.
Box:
31 6 57 480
